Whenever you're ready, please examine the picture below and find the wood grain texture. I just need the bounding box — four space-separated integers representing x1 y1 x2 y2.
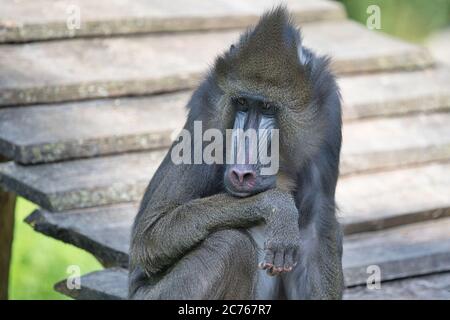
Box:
27 203 450 286
344 272 450 300
341 67 450 120
0 93 188 163
340 112 450 175
25 159 450 244
0 0 346 42
54 268 128 300
343 218 450 286
0 151 166 211
22 163 450 261
55 268 450 300
0 21 433 106
1 68 449 164
26 204 135 267
1 127 449 211
337 163 450 234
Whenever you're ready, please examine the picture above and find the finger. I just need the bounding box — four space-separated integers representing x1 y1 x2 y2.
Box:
258 261 272 270
283 248 294 271
264 240 272 250
273 250 285 274
262 248 275 270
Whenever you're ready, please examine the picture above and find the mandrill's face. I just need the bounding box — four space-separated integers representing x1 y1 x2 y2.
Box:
215 7 334 198
223 94 278 198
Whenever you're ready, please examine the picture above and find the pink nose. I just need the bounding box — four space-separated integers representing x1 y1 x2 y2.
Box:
230 168 256 187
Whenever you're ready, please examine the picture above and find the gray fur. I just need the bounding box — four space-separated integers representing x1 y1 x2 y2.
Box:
129 6 343 300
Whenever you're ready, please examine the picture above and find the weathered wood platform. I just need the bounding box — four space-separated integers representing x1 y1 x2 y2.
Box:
54 268 450 300
27 205 450 286
0 20 433 106
1 69 449 164
1 0 449 300
0 0 346 43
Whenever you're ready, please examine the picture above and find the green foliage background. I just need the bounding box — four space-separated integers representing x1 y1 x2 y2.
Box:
9 198 101 299
8 0 450 300
338 0 450 42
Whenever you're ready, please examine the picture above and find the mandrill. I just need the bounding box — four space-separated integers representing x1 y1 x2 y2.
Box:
129 7 343 300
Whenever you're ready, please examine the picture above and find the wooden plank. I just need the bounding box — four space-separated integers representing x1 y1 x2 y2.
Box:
0 0 346 43
26 204 135 267
25 200 450 286
26 193 450 270
0 156 16 300
343 218 450 286
301 22 433 75
23 166 450 286
344 272 450 300
0 138 450 212
0 93 188 164
341 67 450 120
55 268 450 300
24 162 450 256
340 112 450 175
0 151 166 211
0 149 448 213
337 163 450 234
1 68 450 164
55 268 128 300
0 20 433 106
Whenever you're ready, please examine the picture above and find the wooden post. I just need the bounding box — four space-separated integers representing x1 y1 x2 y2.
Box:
0 156 16 300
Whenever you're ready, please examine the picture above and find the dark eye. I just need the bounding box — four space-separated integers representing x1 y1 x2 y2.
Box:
237 97 247 105
262 102 276 115
235 97 248 112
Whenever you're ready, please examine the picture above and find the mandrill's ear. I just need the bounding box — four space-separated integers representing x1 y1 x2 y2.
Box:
214 56 231 89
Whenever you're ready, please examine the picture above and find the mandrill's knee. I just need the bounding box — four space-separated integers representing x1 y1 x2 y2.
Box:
129 229 258 300
203 230 257 274
205 230 257 262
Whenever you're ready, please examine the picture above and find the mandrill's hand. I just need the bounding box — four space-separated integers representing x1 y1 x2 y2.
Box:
257 189 301 276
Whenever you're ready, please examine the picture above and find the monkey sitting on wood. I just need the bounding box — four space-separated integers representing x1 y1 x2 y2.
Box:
129 7 343 300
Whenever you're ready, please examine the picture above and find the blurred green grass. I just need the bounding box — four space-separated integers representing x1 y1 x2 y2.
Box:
338 0 450 42
9 197 102 300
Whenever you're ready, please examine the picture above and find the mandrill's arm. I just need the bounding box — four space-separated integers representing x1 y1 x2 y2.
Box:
282 153 344 299
130 154 300 277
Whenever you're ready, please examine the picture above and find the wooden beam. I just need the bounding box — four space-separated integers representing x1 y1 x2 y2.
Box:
0 21 432 107
0 0 346 43
55 268 450 300
0 155 16 300
1 70 450 165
